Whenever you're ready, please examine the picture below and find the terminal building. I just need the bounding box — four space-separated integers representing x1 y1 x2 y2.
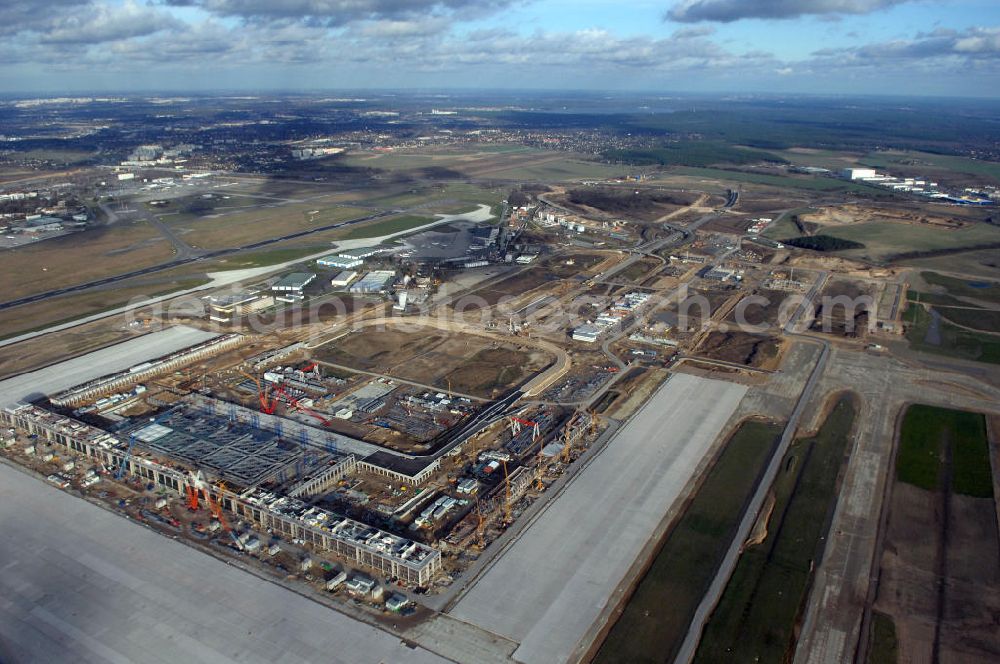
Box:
338 246 386 260
0 403 443 586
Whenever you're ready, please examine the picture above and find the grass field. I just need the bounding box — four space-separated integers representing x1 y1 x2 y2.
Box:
920 271 1000 304
210 245 332 269
481 157 625 181
896 404 993 498
694 394 857 664
333 214 437 241
860 150 1000 184
819 221 1000 262
174 204 370 250
0 276 210 340
594 419 782 664
0 220 174 302
672 166 881 194
606 142 783 168
340 145 537 172
866 612 899 664
344 146 623 182
767 147 865 171
365 182 502 210
934 306 1000 334
906 289 978 308
903 305 1000 365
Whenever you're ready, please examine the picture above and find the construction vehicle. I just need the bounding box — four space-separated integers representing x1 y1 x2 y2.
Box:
272 384 331 426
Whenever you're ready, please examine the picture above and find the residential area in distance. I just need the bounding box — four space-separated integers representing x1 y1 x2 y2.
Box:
0 88 998 664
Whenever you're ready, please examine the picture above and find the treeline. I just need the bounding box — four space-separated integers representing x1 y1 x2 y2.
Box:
783 235 865 251
567 187 699 215
604 141 786 168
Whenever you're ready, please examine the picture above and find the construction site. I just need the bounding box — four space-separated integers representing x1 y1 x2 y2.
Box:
5 173 992 664
0 312 606 606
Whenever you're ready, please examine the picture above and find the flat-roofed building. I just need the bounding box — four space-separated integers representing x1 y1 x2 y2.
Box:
317 255 363 269
841 167 878 180
339 246 385 260
330 270 358 288
207 291 273 323
572 324 601 343
272 272 316 302
349 270 395 294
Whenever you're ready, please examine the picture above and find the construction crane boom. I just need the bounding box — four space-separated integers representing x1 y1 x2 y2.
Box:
115 433 138 480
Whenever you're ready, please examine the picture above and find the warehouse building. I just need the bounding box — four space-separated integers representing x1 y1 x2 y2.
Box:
841 168 877 180
349 270 396 294
330 271 358 288
317 255 363 269
272 272 316 302
572 324 601 343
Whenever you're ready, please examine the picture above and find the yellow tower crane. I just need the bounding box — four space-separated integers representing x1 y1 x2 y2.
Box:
502 460 513 525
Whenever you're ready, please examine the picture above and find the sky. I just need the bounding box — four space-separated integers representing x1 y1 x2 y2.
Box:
0 0 999 96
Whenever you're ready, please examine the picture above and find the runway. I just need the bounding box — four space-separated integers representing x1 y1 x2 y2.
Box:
449 372 747 664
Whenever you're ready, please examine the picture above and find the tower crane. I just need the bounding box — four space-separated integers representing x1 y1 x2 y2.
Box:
115 433 138 480
502 460 513 526
474 497 486 549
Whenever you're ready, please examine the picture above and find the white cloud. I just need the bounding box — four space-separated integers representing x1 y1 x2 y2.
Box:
41 1 183 45
667 0 909 23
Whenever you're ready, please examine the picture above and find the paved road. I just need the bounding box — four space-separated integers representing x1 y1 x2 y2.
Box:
672 338 830 664
791 349 1000 664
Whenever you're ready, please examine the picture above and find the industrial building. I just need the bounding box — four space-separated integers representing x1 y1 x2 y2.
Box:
572 324 601 343
271 273 316 302
338 246 385 260
317 255 363 270
349 270 396 294
841 168 877 180
572 291 650 343
330 271 358 288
